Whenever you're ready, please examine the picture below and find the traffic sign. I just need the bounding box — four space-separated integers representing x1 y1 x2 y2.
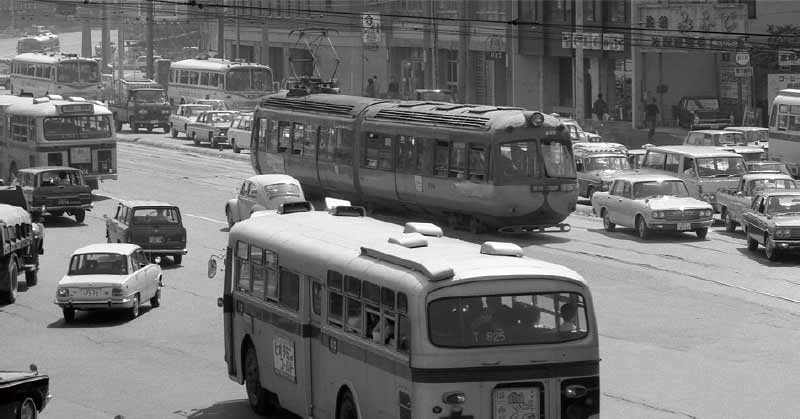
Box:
735 52 750 66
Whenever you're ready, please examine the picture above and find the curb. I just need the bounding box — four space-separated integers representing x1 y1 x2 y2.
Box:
118 136 251 163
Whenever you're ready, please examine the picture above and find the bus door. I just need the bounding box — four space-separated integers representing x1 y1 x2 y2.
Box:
306 278 324 417
218 247 237 378
358 132 398 204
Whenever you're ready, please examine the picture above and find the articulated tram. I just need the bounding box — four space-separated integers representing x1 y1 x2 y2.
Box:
250 82 578 233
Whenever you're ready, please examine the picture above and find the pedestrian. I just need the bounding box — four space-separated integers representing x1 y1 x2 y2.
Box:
364 78 376 98
388 75 399 99
645 97 660 140
592 93 608 121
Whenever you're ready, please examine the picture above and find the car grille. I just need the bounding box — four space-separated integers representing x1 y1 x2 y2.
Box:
783 227 800 240
664 209 703 221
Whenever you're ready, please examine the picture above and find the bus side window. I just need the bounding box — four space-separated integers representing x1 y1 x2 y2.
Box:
345 298 362 334
279 269 300 311
397 314 410 353
327 271 344 327
311 281 322 316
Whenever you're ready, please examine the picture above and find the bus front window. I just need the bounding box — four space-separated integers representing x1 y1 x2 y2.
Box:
79 61 100 83
57 62 80 83
428 292 589 348
226 69 250 91
251 68 273 91
44 116 112 140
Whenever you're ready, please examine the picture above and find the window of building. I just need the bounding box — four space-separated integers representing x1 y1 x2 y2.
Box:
446 50 458 94
584 0 597 21
547 0 570 21
608 0 626 23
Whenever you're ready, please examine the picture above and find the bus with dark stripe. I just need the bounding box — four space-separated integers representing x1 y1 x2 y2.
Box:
250 84 577 233
212 201 599 418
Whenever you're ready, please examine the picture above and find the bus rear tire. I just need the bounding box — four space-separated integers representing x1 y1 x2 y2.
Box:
337 391 358 419
0 258 18 304
244 344 279 415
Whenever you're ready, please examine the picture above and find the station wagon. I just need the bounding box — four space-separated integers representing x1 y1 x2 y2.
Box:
105 200 187 264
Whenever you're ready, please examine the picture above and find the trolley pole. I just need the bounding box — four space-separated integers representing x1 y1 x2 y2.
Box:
101 2 111 71
146 0 155 79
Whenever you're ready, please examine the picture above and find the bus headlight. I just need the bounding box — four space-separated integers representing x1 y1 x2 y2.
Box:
775 227 792 238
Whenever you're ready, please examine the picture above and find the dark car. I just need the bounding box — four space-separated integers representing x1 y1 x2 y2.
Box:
14 166 93 223
675 96 734 130
105 200 187 264
0 364 51 418
742 189 800 260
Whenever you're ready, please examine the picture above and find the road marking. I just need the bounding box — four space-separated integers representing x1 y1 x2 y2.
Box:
93 192 227 225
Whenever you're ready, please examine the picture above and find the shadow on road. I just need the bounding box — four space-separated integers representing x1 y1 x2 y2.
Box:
734 247 800 266
42 215 90 229
47 305 155 328
177 399 299 419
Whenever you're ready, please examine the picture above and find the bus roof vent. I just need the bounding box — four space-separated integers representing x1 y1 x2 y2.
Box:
32 97 51 104
403 222 443 237
480 241 523 257
330 205 365 217
277 200 313 214
388 232 428 248
45 94 63 100
361 245 454 281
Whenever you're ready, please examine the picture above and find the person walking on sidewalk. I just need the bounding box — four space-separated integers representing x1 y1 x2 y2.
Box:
645 98 660 141
592 93 608 121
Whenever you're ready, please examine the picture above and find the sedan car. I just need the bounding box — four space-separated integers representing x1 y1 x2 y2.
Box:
742 189 800 260
186 110 238 147
592 174 714 239
226 112 253 153
54 243 163 322
169 104 213 138
0 364 50 419
225 174 306 227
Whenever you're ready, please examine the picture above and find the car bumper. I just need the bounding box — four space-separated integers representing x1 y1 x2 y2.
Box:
41 203 93 212
694 122 732 129
141 248 188 255
647 220 713 231
55 297 136 310
772 240 800 250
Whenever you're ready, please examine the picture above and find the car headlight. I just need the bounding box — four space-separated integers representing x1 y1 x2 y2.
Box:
652 210 665 219
161 110 170 114
693 115 700 123
57 288 69 297
137 109 148 115
703 209 713 217
111 285 123 297
774 227 792 238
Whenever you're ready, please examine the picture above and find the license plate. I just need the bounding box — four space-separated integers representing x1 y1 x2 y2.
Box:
493 387 540 419
84 289 99 297
677 222 691 230
58 199 72 205
149 236 164 244
149 120 159 124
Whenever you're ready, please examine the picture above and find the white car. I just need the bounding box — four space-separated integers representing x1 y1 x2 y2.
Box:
225 174 305 227
169 104 213 138
226 112 252 153
54 243 163 323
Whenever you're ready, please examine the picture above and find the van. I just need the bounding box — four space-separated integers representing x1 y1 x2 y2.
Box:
226 112 252 153
105 200 187 265
639 145 747 212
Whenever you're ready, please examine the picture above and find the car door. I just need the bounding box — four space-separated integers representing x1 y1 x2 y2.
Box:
605 180 625 224
236 181 256 221
137 250 158 300
107 204 123 242
618 181 637 228
746 196 769 244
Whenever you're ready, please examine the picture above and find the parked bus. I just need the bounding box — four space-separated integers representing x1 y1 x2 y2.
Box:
167 57 275 110
17 32 60 55
767 88 800 178
212 201 600 419
0 94 117 190
9 53 104 100
251 80 578 233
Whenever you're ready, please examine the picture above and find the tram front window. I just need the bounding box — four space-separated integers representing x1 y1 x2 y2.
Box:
542 139 576 178
498 141 539 181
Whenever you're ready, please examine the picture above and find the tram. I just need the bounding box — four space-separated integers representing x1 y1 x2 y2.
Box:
250 80 578 233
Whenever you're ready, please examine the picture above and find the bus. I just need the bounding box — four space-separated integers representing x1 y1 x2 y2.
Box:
212 201 600 419
17 32 60 55
0 94 117 190
251 81 578 233
767 89 800 178
9 53 104 101
167 57 275 110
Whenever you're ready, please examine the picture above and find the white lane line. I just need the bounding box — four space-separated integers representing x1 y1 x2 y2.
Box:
93 192 227 225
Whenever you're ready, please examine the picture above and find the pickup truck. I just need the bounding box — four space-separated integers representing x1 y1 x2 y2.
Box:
675 96 734 130
717 173 797 232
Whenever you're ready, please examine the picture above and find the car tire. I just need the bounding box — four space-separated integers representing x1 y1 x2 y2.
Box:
63 307 75 323
25 268 38 287
586 186 595 201
337 391 358 419
0 259 18 304
602 210 615 232
129 294 140 320
226 207 235 228
724 215 736 233
170 126 178 138
74 209 86 223
637 216 651 240
191 132 199 145
17 397 38 419
695 227 708 239
244 344 279 415
173 255 182 265
232 140 241 153
765 236 779 261
150 289 161 308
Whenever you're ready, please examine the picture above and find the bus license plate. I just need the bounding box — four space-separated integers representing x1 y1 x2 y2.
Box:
677 222 691 231
493 387 539 419
149 236 164 244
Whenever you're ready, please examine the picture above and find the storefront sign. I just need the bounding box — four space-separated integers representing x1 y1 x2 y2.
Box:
361 12 382 45
561 32 624 51
735 52 750 66
778 50 800 67
485 35 506 61
639 4 747 52
734 67 752 77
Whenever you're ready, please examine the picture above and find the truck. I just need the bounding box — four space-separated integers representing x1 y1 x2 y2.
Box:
0 186 44 304
717 173 797 233
107 76 171 133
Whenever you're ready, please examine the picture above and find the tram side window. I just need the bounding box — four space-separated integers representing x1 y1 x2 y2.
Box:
210 73 221 88
266 119 279 152
789 105 800 131
292 123 305 155
397 135 425 173
278 121 292 152
449 142 468 178
188 71 199 85
434 140 449 177
199 72 209 86
335 129 354 164
363 132 394 170
318 126 335 162
469 145 486 181
303 124 318 160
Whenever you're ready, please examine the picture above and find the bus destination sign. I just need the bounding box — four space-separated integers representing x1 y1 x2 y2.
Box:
58 103 94 114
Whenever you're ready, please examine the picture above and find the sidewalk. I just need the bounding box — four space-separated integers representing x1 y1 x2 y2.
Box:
581 120 688 149
117 135 251 163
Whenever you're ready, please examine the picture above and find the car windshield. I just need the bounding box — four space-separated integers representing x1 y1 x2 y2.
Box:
68 253 128 275
210 113 235 123
767 196 800 215
428 292 589 348
715 132 745 145
43 115 112 140
38 170 82 186
185 106 212 116
133 90 167 103
685 98 719 111
585 156 631 171
695 157 747 177
633 180 690 198
749 179 797 195
132 207 180 225
265 183 301 199
748 163 790 175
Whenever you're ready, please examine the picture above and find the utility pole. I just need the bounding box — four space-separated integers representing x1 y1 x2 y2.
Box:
218 3 225 58
101 1 111 71
146 0 155 79
235 0 241 60
430 0 438 89
575 0 585 120
458 1 469 103
81 5 93 58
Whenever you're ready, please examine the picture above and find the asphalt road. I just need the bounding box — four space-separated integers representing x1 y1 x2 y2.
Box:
2 128 798 418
